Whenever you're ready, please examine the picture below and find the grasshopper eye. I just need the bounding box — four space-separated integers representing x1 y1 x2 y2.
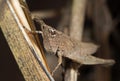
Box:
48 28 56 37
42 25 46 30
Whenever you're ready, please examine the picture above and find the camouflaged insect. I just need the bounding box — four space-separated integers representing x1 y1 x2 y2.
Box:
34 18 115 74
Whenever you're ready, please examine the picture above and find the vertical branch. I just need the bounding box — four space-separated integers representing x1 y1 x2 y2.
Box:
70 0 86 41
65 0 87 81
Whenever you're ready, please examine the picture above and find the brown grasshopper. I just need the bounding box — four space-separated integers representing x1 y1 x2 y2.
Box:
34 18 115 75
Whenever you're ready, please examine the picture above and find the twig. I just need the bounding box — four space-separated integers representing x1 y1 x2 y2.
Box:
31 10 57 19
65 0 87 81
70 0 86 41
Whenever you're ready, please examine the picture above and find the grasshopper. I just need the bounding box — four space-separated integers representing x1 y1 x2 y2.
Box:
33 18 115 75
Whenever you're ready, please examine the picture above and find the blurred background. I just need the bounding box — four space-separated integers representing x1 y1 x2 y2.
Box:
0 0 120 81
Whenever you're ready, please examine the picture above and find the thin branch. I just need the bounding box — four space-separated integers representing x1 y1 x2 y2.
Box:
70 0 87 41
65 0 87 81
